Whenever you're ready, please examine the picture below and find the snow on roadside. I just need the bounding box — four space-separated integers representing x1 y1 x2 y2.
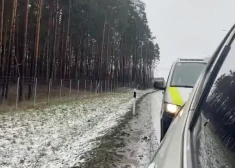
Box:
0 89 153 168
150 91 163 145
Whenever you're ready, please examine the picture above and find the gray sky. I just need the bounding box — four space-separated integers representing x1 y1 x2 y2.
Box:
143 0 235 79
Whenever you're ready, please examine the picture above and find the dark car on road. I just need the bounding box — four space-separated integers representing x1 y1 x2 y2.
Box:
153 77 165 88
150 24 235 168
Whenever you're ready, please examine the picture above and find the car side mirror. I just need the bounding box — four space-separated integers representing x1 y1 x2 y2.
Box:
153 81 166 90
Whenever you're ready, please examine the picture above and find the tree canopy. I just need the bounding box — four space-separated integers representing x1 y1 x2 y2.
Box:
0 0 160 101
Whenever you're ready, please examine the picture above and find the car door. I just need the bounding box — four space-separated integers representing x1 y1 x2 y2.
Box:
189 28 235 168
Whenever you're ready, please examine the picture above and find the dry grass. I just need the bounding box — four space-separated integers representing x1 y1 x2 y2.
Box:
0 83 127 113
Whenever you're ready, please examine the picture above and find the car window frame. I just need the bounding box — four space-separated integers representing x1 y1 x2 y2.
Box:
162 62 175 106
165 62 175 87
191 33 235 168
183 24 235 168
189 25 235 130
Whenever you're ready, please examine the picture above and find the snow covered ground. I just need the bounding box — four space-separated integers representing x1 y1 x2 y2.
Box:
113 92 162 167
150 91 163 145
0 89 153 168
81 91 163 168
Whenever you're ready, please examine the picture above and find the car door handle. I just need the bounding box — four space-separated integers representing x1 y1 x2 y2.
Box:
204 119 210 126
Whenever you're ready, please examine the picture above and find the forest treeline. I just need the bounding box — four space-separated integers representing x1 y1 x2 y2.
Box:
0 0 160 102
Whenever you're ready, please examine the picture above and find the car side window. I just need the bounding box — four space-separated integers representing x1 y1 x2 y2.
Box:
195 37 235 168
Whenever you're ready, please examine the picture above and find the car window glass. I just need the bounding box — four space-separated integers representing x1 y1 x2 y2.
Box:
195 38 235 168
165 63 174 86
170 63 206 87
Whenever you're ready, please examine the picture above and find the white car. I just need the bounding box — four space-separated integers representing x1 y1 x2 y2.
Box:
151 24 235 168
157 58 209 141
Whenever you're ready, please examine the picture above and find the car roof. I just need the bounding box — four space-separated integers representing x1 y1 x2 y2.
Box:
176 58 210 63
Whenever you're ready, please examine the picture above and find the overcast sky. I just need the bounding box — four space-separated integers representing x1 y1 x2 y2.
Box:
143 0 235 79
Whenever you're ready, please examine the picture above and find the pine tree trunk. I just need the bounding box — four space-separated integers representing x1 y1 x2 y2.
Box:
100 13 106 79
19 0 29 101
28 0 43 99
64 0 71 79
3 0 18 100
0 0 4 64
0 0 4 101
1 23 6 77
79 22 86 79
74 33 80 80
104 23 110 80
60 14 65 79
68 33 72 79
50 0 59 79
56 11 62 79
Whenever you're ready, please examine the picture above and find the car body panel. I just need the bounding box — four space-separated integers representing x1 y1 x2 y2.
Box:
150 72 205 168
164 87 192 106
151 111 186 168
